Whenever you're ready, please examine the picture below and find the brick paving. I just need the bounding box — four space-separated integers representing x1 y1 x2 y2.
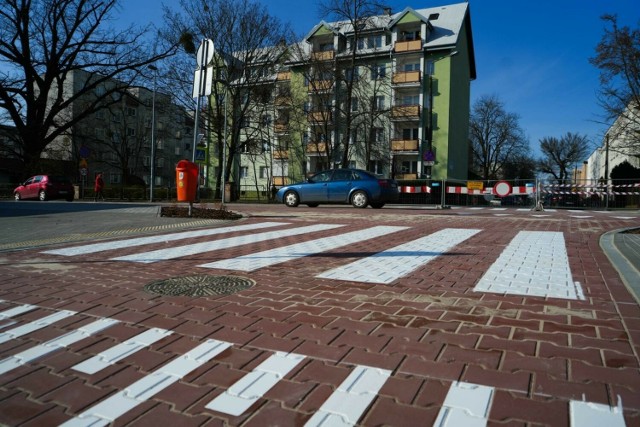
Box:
0 204 639 426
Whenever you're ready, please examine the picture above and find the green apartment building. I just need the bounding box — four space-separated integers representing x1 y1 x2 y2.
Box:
208 2 475 197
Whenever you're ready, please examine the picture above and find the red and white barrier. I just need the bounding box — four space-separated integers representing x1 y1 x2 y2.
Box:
399 185 431 194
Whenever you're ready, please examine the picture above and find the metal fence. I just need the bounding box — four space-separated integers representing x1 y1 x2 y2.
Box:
3 178 639 209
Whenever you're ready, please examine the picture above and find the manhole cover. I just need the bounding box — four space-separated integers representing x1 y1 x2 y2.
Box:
144 275 255 297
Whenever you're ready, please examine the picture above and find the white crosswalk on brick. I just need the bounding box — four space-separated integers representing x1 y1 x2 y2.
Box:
200 225 408 271
111 223 344 263
317 228 481 284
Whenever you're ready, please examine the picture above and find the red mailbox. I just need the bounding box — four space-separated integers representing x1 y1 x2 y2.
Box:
176 160 198 202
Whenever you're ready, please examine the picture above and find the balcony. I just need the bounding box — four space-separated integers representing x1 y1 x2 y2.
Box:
273 150 288 160
274 122 289 133
306 142 327 153
312 50 335 61
307 111 332 123
394 40 422 53
392 71 421 85
273 176 289 186
308 79 333 92
396 173 418 180
391 105 421 120
274 96 291 107
391 139 419 151
276 71 291 81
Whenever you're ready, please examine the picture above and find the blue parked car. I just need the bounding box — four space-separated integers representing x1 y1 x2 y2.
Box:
275 168 399 209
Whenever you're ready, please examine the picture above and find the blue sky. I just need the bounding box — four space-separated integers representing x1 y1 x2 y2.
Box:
121 0 639 156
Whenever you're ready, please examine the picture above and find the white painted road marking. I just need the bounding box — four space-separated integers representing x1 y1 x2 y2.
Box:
473 231 585 300
61 339 232 427
434 381 494 427
111 223 344 263
569 400 626 427
206 351 306 416
305 365 391 427
0 304 37 320
73 327 172 374
317 228 481 284
0 310 76 344
43 222 289 256
0 318 118 376
200 226 408 272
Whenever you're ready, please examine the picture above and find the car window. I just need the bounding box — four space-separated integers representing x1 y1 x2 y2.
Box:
34 176 43 183
332 170 353 181
310 171 332 182
23 177 34 185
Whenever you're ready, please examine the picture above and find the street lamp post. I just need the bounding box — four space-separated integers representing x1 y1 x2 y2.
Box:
149 65 158 202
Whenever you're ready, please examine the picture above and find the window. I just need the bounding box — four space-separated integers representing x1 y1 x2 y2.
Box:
402 128 419 139
261 114 271 127
368 35 383 48
110 173 121 184
156 139 164 150
402 95 420 105
262 140 271 152
157 158 165 168
351 97 359 112
126 107 136 117
373 96 385 111
175 146 181 155
345 66 359 81
95 128 105 140
259 166 269 179
111 112 121 122
371 64 386 80
127 127 135 137
143 156 149 166
368 160 384 174
372 127 385 142
404 62 420 72
240 166 248 178
401 161 418 173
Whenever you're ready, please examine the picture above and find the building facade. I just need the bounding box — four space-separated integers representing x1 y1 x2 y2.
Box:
207 3 475 197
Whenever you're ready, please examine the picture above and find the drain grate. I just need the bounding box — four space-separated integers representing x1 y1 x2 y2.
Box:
144 275 255 297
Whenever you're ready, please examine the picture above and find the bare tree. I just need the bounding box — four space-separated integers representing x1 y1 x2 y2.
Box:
538 132 591 182
160 0 291 198
590 14 640 154
469 95 529 180
0 0 177 177
318 0 387 168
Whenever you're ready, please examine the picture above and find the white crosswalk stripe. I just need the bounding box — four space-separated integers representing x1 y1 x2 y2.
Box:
200 225 408 271
0 318 118 376
0 303 37 320
0 310 76 344
43 222 289 256
111 223 344 263
206 351 306 416
473 231 585 300
317 228 481 284
73 327 173 374
61 339 232 427
0 302 627 426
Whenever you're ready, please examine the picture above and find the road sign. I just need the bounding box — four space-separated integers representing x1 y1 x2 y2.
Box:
194 147 207 164
493 181 512 197
80 168 87 176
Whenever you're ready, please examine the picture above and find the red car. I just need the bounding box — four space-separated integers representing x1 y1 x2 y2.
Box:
14 175 75 201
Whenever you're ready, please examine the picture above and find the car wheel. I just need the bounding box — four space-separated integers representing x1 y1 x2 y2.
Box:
284 191 299 207
351 190 368 208
14 192 21 201
306 203 319 207
38 190 47 201
371 202 384 209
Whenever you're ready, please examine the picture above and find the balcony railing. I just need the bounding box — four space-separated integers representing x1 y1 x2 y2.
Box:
273 150 288 160
274 123 289 133
392 70 421 85
391 105 421 119
273 176 289 186
307 111 332 122
391 139 419 151
308 79 333 92
312 50 335 61
306 142 327 153
276 71 291 81
394 40 422 53
396 173 418 180
274 96 291 106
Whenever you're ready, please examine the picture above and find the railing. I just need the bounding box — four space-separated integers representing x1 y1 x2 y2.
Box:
394 40 422 53
273 150 288 160
392 71 421 84
274 123 289 133
391 139 419 151
306 142 327 153
308 80 333 92
276 71 291 81
312 50 335 61
391 105 420 119
307 111 332 122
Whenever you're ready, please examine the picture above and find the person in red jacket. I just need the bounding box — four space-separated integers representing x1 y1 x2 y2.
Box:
94 172 105 201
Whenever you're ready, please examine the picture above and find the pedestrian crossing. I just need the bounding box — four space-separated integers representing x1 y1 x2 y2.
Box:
38 221 588 300
0 302 628 426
